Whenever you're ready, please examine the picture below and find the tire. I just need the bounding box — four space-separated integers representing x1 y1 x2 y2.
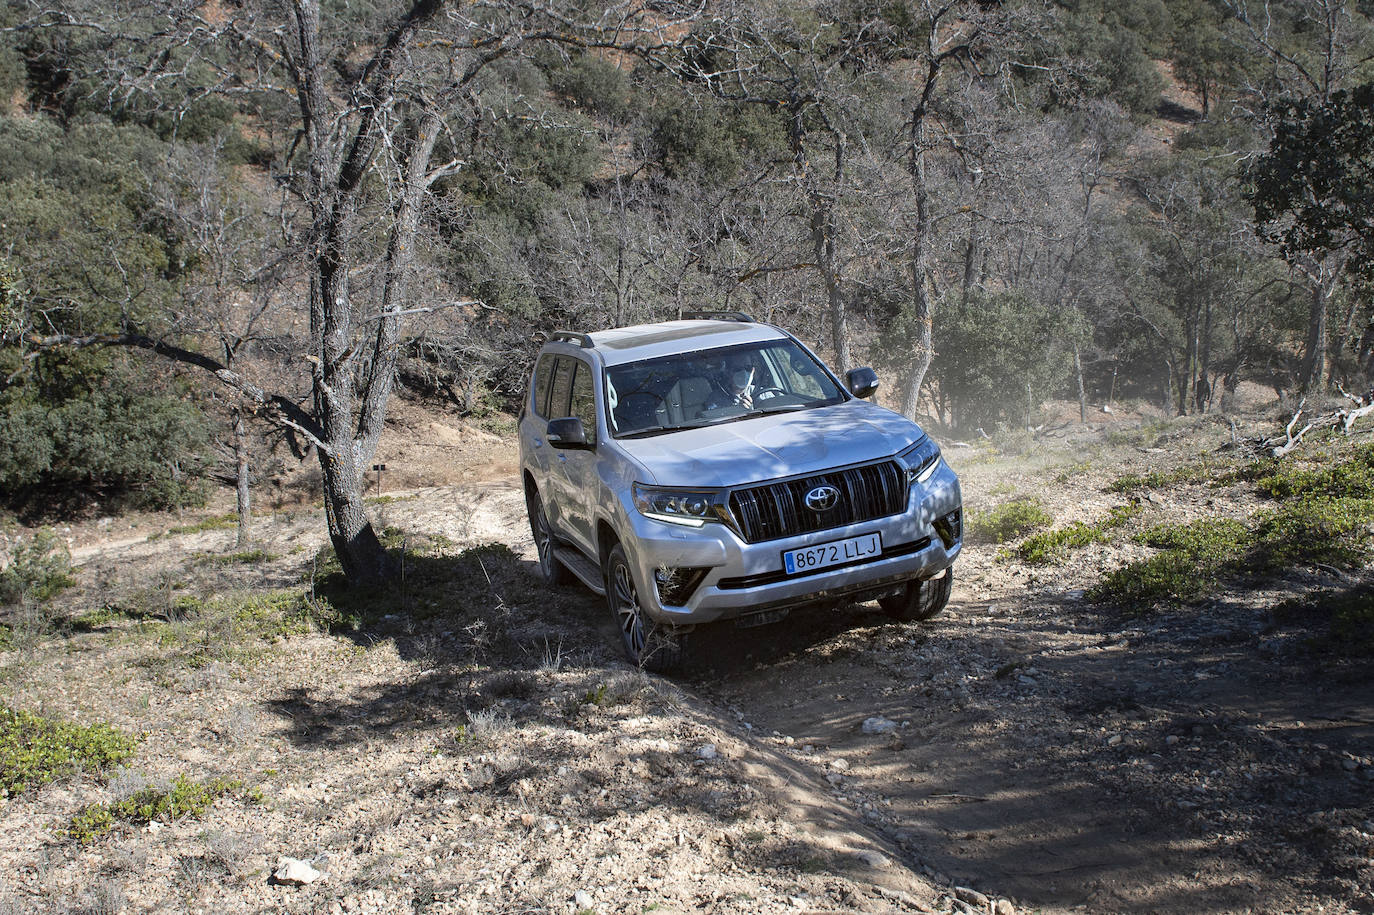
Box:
526 485 573 587
604 543 687 672
879 569 953 622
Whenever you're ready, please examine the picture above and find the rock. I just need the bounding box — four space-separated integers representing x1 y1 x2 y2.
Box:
954 886 990 908
1165 735 1180 746
855 849 890 868
695 744 718 760
831 757 851 771
1016 676 1037 687
1341 758 1359 772
573 890 594 909
273 857 323 885
1107 734 1123 747
995 900 1016 915
862 716 897 734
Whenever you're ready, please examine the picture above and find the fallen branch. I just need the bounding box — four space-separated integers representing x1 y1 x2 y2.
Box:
1232 389 1374 458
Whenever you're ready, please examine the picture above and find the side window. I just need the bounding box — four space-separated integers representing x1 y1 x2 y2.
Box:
531 354 557 419
548 357 575 420
570 361 598 446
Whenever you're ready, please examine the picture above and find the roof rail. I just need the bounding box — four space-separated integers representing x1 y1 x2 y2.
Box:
550 330 593 347
680 310 756 323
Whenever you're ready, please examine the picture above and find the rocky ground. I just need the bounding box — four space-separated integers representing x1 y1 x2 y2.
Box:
1 400 1372 915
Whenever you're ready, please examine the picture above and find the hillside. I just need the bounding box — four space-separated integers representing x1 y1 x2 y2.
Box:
2 399 1371 915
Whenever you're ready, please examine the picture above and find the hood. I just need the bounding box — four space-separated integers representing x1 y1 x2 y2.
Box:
618 399 925 488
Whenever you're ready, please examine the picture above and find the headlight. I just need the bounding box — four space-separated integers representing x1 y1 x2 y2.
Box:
897 436 942 485
633 484 729 528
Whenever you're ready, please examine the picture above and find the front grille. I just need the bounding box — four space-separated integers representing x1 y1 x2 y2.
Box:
728 460 907 544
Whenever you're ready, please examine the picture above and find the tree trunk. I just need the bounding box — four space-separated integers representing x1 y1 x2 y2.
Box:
233 409 251 548
901 61 940 420
355 110 444 469
1299 276 1332 395
288 0 446 586
1328 295 1361 386
1074 344 1087 423
1196 301 1214 413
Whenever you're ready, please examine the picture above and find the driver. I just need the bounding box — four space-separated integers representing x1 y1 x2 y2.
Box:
707 352 774 409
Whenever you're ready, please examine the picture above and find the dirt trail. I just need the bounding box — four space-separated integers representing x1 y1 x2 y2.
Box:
16 418 1372 915
457 444 1374 913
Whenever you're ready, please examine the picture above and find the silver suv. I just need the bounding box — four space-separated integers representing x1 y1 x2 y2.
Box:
518 313 962 670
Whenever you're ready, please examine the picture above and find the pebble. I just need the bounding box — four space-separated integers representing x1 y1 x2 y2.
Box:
695 744 718 760
831 757 851 771
862 716 898 734
273 857 323 885
1341 758 1359 772
1166 735 1180 746
1107 734 1123 747
995 900 1016 915
574 890 594 909
855 849 890 868
954 886 990 908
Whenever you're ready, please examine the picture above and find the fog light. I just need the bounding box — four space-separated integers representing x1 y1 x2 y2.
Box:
933 509 962 549
654 566 709 606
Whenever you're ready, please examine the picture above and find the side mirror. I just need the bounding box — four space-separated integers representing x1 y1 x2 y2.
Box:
546 417 591 449
846 367 880 399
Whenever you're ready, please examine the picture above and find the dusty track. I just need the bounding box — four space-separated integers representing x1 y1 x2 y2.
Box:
4 414 1372 915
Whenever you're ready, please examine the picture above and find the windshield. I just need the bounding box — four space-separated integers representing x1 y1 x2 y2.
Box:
605 339 847 438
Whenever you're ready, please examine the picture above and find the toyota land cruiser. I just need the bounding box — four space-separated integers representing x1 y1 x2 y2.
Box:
519 312 962 670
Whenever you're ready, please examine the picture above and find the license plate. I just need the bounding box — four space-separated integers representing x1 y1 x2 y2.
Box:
782 532 882 575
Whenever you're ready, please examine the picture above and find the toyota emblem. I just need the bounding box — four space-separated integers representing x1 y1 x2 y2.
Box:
804 484 840 512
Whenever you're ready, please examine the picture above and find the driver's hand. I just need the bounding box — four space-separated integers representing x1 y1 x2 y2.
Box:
735 391 753 408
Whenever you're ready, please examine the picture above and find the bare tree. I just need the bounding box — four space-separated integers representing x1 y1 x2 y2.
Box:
24 0 693 585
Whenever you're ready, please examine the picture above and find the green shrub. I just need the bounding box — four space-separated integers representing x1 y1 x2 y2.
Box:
1107 459 1237 494
969 498 1054 543
140 588 342 669
0 380 210 515
1090 518 1250 606
1016 503 1142 564
0 706 137 796
1250 497 1374 569
0 527 75 605
68 774 242 844
1253 445 1374 500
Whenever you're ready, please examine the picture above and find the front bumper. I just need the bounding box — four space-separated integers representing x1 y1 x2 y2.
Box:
620 460 962 625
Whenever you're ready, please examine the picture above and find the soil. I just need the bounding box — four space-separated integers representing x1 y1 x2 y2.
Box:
2 394 1372 915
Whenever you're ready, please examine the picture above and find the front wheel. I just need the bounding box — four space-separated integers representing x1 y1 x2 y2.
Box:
604 543 686 672
879 569 953 622
526 485 573 587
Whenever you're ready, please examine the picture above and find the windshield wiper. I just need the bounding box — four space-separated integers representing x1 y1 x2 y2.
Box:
618 419 718 439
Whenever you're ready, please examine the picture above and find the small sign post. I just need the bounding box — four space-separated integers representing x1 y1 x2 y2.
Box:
372 463 386 496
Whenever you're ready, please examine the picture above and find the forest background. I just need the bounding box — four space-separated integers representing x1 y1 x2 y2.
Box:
0 0 1372 583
